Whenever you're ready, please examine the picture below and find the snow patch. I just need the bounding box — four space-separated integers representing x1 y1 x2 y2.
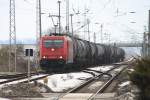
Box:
0 98 10 100
38 65 114 92
38 72 92 92
0 79 7 82
128 69 134 72
119 81 130 87
89 66 114 72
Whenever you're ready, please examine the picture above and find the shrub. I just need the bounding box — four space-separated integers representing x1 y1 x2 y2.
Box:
129 58 150 100
0 45 36 72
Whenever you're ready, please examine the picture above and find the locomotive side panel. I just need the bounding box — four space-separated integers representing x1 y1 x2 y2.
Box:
66 36 73 63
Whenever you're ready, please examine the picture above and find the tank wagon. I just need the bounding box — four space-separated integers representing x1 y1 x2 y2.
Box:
39 34 125 72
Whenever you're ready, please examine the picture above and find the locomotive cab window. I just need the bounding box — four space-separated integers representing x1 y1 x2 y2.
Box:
43 40 64 48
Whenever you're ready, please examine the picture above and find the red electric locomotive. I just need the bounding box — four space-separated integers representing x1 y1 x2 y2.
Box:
40 34 74 71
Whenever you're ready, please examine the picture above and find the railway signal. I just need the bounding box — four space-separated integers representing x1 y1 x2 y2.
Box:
25 49 33 84
25 49 33 56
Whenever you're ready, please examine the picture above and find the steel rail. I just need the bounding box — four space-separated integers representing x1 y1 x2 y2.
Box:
20 74 50 83
0 72 50 85
0 72 43 79
87 66 128 100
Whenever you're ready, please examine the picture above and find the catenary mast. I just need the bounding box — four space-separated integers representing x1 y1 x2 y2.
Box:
9 0 17 72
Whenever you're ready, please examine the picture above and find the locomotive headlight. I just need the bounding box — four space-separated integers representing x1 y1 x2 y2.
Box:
51 48 55 51
59 56 63 59
43 56 46 58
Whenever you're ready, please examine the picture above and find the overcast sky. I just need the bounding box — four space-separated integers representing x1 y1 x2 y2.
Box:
0 0 150 43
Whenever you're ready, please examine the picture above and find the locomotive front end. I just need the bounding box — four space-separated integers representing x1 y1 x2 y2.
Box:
40 35 67 71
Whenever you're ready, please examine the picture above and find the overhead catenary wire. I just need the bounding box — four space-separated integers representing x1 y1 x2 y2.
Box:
22 0 143 44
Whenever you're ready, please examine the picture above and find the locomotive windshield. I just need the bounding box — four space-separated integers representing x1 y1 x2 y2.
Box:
43 40 64 48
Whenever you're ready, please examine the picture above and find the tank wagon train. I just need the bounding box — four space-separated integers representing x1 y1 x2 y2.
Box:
39 34 125 72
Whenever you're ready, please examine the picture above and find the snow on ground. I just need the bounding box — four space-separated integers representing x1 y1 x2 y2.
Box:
0 98 10 100
38 72 93 92
119 81 131 87
89 66 114 72
38 65 114 92
0 79 7 82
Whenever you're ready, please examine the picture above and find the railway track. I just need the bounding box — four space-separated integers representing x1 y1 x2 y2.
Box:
0 73 31 79
1 59 132 100
87 66 127 100
0 72 51 86
56 63 129 100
